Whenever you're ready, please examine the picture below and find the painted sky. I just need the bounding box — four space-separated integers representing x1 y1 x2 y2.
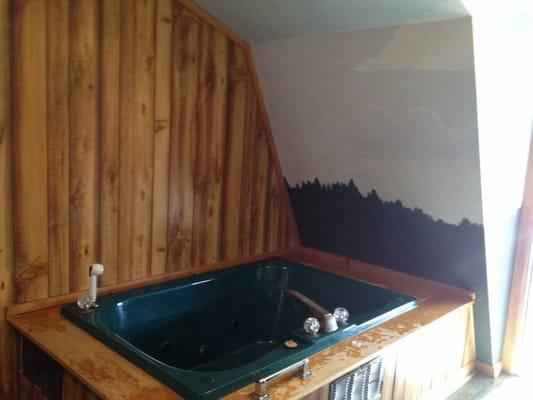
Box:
253 18 484 224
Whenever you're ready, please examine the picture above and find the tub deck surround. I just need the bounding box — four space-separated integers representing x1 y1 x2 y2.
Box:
59 259 418 399
8 247 475 400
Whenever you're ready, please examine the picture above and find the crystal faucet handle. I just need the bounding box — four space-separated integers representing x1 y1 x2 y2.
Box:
303 317 320 337
77 294 96 314
334 307 350 326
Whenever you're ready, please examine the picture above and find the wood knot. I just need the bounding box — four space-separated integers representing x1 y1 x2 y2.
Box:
154 120 167 134
145 56 154 71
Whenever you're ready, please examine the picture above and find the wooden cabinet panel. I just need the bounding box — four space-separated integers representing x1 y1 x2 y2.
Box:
62 372 100 400
302 304 475 400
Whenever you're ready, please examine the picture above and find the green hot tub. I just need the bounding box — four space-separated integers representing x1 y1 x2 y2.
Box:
62 258 417 399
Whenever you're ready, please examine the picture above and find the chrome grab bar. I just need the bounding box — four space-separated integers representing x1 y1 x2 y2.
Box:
253 358 312 400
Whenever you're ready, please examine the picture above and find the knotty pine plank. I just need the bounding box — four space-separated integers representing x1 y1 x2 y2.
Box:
68 0 99 292
118 0 156 280
238 86 258 256
266 162 282 252
151 0 173 276
117 0 135 282
130 0 156 279
167 3 200 271
0 0 14 397
250 115 270 254
176 0 248 48
244 49 300 247
63 371 100 400
19 374 46 400
99 0 120 286
193 24 229 265
221 44 248 260
12 0 49 302
203 28 228 264
8 0 299 306
46 0 70 297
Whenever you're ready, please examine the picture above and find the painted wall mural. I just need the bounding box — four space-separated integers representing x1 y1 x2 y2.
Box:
289 179 485 289
254 17 494 363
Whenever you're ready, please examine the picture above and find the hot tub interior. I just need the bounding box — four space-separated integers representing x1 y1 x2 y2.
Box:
62 258 418 399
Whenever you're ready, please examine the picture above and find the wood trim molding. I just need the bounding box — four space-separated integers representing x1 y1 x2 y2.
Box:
285 246 476 301
502 136 533 374
0 0 15 397
6 248 294 317
9 245 478 318
424 361 476 400
476 360 503 379
176 0 248 48
244 49 301 246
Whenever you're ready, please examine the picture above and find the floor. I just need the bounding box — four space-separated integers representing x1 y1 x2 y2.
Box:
447 374 533 399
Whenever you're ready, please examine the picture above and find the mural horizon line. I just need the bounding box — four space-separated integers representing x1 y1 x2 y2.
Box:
287 177 486 292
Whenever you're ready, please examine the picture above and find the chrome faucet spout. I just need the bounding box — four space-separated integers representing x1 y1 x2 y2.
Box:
284 289 338 333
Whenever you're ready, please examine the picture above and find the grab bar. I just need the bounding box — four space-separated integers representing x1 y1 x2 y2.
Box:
253 358 313 400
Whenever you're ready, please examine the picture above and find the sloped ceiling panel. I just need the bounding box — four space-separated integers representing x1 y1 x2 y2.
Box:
195 0 469 42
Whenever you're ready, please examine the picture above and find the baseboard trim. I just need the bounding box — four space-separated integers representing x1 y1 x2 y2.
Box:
476 360 503 378
425 361 477 400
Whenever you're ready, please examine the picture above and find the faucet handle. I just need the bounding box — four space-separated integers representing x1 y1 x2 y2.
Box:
333 307 350 326
303 317 320 337
77 294 97 314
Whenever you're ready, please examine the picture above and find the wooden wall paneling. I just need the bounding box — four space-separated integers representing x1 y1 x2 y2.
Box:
21 337 62 400
300 386 329 400
117 0 135 282
238 88 258 256
244 50 300 248
250 115 271 254
118 0 156 281
266 162 282 252
195 24 229 265
279 192 291 248
68 0 99 292
99 0 120 286
5 329 21 400
203 31 229 263
167 3 199 271
382 304 475 400
6 1 301 396
19 374 47 400
176 0 247 48
12 0 49 303
130 0 156 279
151 0 173 276
190 21 209 267
62 371 100 400
8 0 298 298
0 0 14 397
46 0 70 297
222 44 248 260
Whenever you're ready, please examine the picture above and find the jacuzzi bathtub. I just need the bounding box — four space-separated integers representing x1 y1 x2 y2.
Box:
62 258 417 399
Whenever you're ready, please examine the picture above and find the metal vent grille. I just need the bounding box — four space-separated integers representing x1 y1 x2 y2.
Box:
329 357 384 400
